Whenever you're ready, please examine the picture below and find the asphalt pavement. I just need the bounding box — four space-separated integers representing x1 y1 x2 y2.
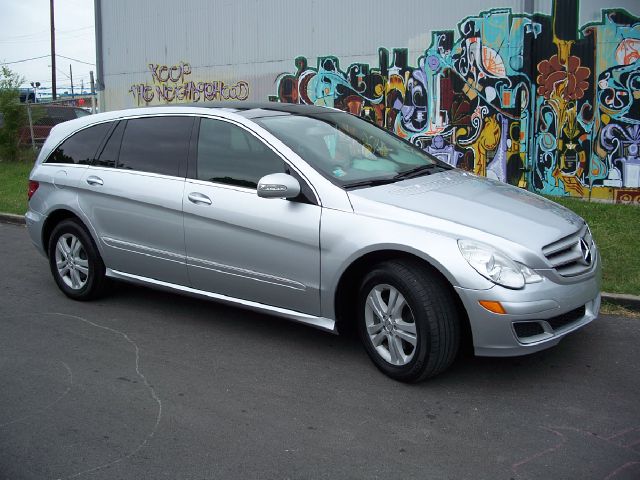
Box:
1 222 639 480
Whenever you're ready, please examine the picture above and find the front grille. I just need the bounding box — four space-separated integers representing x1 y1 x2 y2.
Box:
545 306 586 331
542 224 595 277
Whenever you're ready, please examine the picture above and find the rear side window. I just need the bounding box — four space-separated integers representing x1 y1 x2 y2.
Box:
117 116 193 177
45 122 111 165
95 121 125 168
196 118 285 188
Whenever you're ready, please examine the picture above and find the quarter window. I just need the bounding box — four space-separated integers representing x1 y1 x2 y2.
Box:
45 122 111 165
117 116 193 177
196 118 285 189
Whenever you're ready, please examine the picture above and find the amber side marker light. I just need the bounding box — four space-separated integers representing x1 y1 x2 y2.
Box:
479 300 507 315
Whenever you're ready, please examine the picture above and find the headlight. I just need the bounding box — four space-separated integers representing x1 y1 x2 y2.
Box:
458 240 542 289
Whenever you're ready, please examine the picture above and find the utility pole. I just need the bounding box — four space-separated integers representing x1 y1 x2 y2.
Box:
69 64 74 99
50 0 56 100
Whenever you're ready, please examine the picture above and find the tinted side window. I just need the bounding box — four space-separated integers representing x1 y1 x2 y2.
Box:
197 119 284 189
118 116 193 177
95 121 125 168
46 123 111 165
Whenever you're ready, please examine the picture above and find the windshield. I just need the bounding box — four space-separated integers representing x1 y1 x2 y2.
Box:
253 111 450 188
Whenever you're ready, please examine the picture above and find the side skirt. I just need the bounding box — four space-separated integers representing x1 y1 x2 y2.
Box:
106 268 337 334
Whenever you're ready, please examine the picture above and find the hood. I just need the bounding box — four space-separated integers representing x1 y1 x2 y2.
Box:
347 170 584 251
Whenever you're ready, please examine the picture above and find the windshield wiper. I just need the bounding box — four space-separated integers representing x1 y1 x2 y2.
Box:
393 164 446 180
343 164 449 189
342 177 398 189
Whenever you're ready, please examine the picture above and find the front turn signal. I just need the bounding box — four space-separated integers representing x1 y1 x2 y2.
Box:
479 300 506 315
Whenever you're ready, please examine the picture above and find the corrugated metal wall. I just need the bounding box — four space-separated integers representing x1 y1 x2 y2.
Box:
97 0 640 203
99 0 529 110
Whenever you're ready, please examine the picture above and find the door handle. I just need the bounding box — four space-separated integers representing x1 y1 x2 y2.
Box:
86 175 104 186
188 192 212 205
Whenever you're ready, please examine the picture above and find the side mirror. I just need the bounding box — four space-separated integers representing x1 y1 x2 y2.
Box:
257 173 301 199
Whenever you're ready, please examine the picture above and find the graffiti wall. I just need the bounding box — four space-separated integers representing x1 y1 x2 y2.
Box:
129 61 249 106
271 0 640 203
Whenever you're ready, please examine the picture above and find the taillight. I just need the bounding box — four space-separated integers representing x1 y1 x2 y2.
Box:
28 180 39 201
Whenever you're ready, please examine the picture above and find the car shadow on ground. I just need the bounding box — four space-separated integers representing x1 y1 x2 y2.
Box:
101 280 594 390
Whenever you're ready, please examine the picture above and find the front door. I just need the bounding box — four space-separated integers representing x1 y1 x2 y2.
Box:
183 117 321 315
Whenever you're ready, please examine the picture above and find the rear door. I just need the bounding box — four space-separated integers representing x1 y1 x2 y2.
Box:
39 121 112 190
78 115 194 285
183 117 322 315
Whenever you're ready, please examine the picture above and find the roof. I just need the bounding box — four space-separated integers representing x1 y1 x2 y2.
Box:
36 102 345 162
174 101 344 118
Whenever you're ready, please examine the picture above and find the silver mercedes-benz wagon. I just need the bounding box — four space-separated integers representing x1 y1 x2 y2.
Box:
26 103 601 382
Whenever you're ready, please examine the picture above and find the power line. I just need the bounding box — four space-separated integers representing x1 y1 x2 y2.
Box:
0 55 50 65
0 25 93 42
56 54 95 66
0 32 93 45
1 54 95 66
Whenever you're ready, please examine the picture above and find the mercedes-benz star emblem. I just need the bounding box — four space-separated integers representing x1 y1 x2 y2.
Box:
579 238 592 266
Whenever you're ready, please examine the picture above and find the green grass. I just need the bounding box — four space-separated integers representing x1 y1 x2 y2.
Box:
0 150 36 215
0 152 637 295
546 196 640 295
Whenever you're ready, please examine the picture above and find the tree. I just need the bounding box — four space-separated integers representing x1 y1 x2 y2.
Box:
0 65 27 161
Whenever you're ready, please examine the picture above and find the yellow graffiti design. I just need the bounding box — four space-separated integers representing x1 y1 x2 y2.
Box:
470 115 501 177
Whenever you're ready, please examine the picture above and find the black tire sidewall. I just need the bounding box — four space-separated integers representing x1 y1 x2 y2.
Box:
48 220 105 300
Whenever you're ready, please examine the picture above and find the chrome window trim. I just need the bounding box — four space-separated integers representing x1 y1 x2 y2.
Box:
38 162 90 169
185 177 254 194
87 165 187 183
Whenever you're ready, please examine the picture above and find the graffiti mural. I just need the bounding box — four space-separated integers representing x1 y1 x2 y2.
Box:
271 0 640 203
129 61 249 105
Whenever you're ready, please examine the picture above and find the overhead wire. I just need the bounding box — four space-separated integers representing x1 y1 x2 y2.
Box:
0 25 93 42
0 55 50 65
1 54 95 66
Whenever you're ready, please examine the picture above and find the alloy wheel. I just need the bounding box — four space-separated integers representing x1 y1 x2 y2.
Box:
364 283 418 366
54 233 89 290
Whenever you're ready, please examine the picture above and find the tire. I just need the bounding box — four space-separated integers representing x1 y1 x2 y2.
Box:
48 219 107 301
357 260 460 382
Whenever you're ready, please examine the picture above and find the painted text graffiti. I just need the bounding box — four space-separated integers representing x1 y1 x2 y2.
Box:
129 62 249 105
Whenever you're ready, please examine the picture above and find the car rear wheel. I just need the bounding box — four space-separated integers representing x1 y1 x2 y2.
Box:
48 219 107 300
357 260 460 382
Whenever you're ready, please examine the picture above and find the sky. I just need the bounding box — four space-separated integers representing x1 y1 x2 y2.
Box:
0 0 95 97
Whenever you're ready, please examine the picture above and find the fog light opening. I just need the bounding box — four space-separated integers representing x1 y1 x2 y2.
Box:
479 300 506 315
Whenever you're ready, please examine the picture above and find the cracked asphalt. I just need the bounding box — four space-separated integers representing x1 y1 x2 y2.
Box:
1 222 639 480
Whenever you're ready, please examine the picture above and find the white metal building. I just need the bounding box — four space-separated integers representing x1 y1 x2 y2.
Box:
95 0 640 202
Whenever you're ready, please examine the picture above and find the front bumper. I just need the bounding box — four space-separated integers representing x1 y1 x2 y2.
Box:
455 260 601 357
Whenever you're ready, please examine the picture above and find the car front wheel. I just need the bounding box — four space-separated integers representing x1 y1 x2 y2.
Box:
358 260 460 382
